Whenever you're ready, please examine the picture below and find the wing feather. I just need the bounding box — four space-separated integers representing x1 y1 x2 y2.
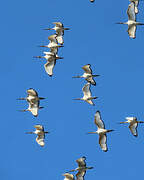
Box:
94 111 105 129
99 134 108 152
129 122 138 137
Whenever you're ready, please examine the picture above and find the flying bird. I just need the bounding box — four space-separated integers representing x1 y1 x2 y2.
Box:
73 64 99 86
90 0 95 2
119 117 144 137
68 156 93 180
44 22 70 36
26 125 49 147
33 52 63 62
116 2 144 39
73 83 97 105
17 88 45 117
88 111 114 152
63 173 75 180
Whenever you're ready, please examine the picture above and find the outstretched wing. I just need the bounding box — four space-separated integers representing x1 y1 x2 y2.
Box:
86 76 96 86
29 103 39 117
34 125 44 131
99 134 108 152
76 157 86 168
82 83 91 98
56 35 64 44
27 88 38 97
82 64 92 74
76 170 86 180
48 34 57 43
127 25 136 39
44 60 56 76
36 134 45 147
94 111 105 129
127 2 136 21
129 122 138 137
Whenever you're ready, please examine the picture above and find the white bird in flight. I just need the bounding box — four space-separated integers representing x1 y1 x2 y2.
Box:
33 52 63 62
119 117 144 137
88 111 114 152
73 64 99 86
17 88 45 117
44 22 70 36
26 125 49 147
40 34 63 48
68 156 93 180
73 83 97 105
116 2 144 39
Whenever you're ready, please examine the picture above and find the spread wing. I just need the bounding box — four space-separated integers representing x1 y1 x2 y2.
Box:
29 103 39 117
48 34 57 43
34 125 44 131
50 47 58 55
129 122 138 137
127 2 136 21
86 76 96 86
27 88 38 97
127 25 136 39
82 64 92 74
56 35 64 44
36 134 45 147
82 83 91 98
44 60 56 76
94 111 105 129
76 157 86 168
99 134 108 152
76 170 86 180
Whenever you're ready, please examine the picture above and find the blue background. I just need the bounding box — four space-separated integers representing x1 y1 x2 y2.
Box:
1 0 144 179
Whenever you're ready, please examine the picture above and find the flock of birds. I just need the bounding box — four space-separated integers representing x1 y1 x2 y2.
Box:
16 1 144 180
33 22 69 76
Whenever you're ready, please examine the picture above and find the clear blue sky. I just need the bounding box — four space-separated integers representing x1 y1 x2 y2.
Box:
1 0 144 179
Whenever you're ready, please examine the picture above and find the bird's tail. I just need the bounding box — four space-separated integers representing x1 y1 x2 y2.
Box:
25 132 34 134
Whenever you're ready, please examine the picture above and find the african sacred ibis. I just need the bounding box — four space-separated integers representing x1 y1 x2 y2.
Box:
74 83 97 105
68 156 93 180
119 117 144 137
116 2 144 39
44 22 70 36
17 88 45 117
33 52 63 62
88 111 114 152
73 64 99 86
26 125 49 147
